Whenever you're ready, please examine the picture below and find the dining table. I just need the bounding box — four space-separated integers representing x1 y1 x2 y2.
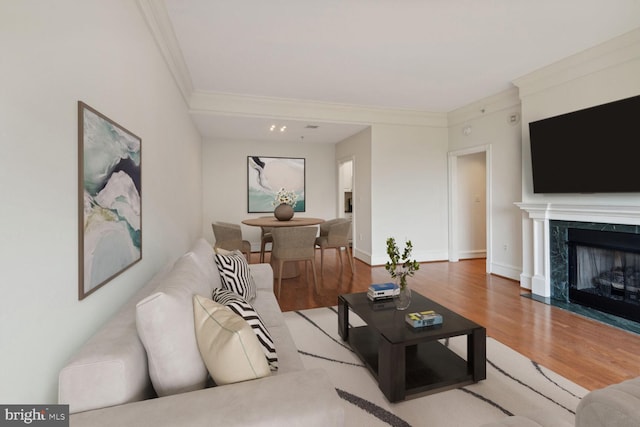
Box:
242 216 325 278
242 217 325 228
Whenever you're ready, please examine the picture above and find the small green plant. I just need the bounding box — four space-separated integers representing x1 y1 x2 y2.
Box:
385 237 420 290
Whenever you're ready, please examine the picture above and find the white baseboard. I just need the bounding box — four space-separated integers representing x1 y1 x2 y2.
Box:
490 261 521 281
353 248 372 265
519 273 532 290
458 249 487 259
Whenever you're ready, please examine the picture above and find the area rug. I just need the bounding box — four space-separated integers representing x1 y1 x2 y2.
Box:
283 306 588 427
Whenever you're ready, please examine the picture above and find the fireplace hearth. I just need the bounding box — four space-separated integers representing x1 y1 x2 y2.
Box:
568 228 640 322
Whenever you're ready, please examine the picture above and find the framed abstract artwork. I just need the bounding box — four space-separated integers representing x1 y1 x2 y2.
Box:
247 156 305 213
78 101 142 300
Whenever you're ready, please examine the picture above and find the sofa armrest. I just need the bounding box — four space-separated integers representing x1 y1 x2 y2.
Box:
576 377 640 427
249 263 274 290
69 369 343 427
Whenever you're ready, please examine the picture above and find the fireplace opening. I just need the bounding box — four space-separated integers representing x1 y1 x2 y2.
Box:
568 228 640 322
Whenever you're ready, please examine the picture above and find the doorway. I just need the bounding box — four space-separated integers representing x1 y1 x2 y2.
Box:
338 157 354 250
448 145 491 273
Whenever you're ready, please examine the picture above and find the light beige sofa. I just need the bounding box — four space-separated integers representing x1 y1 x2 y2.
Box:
59 238 344 426
482 377 640 427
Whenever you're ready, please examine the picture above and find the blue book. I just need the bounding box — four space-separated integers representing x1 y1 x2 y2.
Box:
369 283 395 291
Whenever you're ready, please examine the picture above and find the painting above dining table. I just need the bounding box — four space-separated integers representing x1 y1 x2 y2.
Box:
247 156 305 213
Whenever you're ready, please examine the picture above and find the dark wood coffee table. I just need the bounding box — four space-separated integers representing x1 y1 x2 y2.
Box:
338 291 486 402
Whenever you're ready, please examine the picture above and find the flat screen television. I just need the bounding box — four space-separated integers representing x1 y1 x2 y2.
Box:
529 94 640 193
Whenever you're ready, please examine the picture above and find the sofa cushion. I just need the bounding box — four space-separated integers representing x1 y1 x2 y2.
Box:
212 288 278 371
135 254 212 397
214 251 256 301
193 295 270 385
187 238 222 290
576 376 640 427
250 288 285 328
59 260 175 414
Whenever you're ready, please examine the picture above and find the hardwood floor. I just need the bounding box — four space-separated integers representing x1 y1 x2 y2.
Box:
251 251 640 392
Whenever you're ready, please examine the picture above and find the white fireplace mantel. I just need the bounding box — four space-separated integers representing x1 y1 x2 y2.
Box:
516 203 640 225
515 203 640 297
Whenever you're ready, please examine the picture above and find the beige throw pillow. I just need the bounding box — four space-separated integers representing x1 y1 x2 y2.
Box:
193 295 270 385
213 247 234 255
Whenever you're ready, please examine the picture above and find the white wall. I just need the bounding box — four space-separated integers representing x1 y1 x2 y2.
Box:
448 89 523 279
370 124 450 265
456 152 487 258
202 139 337 248
0 1 202 404
516 29 640 206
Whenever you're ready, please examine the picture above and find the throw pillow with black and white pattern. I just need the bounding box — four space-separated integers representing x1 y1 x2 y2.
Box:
214 250 257 301
211 288 278 371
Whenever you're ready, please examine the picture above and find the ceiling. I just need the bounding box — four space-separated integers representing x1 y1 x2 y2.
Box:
160 0 640 143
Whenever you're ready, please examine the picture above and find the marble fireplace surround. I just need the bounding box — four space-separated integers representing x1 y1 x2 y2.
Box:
516 203 640 299
516 203 640 332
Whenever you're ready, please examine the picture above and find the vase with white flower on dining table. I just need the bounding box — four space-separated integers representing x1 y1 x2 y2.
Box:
274 203 294 221
272 187 297 221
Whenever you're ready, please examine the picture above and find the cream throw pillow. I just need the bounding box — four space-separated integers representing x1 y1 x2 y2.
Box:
213 247 234 255
193 295 270 385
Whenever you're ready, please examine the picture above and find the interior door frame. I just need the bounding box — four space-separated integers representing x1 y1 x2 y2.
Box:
337 155 355 253
447 144 492 273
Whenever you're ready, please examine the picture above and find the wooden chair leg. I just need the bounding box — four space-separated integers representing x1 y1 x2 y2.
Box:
345 245 355 273
310 258 318 293
277 259 284 297
319 247 325 276
260 241 266 263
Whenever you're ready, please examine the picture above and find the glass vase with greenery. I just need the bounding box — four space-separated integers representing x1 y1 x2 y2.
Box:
385 237 420 290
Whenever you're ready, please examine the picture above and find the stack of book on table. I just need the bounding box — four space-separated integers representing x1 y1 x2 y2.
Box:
367 283 398 301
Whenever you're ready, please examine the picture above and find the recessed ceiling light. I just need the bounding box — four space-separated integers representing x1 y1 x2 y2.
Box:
269 124 287 132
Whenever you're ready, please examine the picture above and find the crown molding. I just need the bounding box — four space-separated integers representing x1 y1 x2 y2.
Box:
189 91 448 128
137 0 447 128
137 0 193 104
447 87 520 126
513 28 640 98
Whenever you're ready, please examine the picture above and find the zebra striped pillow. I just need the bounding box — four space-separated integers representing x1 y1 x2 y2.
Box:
214 251 257 301
212 288 278 371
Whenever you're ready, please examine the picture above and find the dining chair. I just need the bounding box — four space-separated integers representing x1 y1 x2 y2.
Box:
259 226 273 263
211 222 252 262
271 226 318 297
315 218 354 274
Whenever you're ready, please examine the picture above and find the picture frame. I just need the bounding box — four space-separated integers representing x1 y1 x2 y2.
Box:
78 101 142 300
247 156 305 213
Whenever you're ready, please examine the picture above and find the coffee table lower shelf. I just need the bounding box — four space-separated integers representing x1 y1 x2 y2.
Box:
349 325 475 401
